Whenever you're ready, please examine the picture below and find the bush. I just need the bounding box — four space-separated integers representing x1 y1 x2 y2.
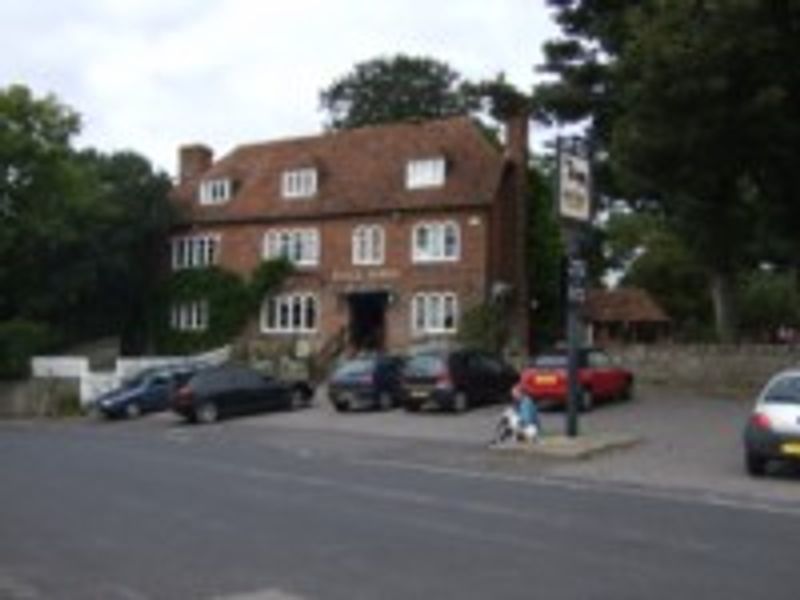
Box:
457 302 509 353
0 320 53 380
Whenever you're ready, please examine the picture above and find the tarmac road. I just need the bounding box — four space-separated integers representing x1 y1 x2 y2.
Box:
1 412 799 600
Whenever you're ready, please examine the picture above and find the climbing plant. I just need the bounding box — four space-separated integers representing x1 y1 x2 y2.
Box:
154 258 293 354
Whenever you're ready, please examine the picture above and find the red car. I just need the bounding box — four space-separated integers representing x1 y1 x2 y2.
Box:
520 348 633 411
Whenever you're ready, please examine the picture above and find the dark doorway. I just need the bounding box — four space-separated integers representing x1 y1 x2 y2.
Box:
348 292 389 351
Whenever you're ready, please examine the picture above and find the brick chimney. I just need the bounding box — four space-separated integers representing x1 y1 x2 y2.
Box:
178 144 213 184
504 112 529 168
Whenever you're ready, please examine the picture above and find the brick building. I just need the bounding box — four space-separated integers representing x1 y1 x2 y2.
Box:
168 115 530 355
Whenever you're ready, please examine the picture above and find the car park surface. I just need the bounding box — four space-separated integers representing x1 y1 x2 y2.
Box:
232 383 800 507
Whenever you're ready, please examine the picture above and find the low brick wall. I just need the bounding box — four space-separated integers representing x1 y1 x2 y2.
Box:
613 344 800 398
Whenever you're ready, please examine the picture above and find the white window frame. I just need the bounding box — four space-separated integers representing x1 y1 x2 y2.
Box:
411 221 460 263
170 300 209 332
351 224 385 266
198 179 232 205
170 234 221 270
406 157 446 189
260 293 319 334
281 168 318 199
411 292 458 335
262 228 320 267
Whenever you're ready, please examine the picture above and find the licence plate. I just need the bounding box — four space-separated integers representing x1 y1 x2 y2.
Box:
534 375 557 385
780 442 800 456
410 390 429 399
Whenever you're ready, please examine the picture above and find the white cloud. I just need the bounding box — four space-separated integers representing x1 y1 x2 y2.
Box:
0 0 559 175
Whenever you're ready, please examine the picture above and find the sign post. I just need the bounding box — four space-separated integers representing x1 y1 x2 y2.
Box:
556 137 592 438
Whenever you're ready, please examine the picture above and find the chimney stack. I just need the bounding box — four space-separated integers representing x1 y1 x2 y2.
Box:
504 113 529 168
178 144 213 184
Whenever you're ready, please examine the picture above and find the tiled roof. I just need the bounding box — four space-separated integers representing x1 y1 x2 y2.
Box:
172 116 506 224
585 287 670 323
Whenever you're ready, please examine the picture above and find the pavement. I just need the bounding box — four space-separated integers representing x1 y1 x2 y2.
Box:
489 432 642 459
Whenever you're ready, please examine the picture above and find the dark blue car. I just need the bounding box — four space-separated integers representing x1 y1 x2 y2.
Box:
92 365 197 420
328 355 405 412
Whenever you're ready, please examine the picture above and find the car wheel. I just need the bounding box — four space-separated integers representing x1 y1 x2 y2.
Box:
745 451 767 477
377 391 393 411
333 402 349 413
289 388 307 411
404 401 420 413
579 388 594 413
452 391 469 413
195 401 219 424
125 403 141 419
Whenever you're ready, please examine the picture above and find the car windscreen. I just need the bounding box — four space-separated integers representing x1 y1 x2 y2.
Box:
333 359 375 378
531 354 568 368
763 375 800 405
404 355 446 377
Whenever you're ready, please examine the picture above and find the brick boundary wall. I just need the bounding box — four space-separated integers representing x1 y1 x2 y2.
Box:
612 344 800 399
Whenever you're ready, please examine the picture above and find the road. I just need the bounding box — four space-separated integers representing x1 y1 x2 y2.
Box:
1 417 799 600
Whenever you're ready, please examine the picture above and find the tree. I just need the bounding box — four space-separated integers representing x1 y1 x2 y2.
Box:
738 270 800 342
320 55 475 129
0 84 174 369
0 84 85 323
605 212 712 337
527 164 563 349
75 150 174 353
536 1 800 341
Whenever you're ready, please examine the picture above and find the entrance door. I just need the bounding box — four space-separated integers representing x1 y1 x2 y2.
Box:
348 292 388 351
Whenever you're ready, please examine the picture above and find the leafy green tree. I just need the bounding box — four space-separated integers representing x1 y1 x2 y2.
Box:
0 85 84 322
75 150 174 353
536 1 800 341
606 212 712 337
320 54 476 129
738 270 800 342
527 164 563 349
0 85 174 366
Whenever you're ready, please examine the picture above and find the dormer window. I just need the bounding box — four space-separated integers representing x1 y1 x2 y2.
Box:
199 178 232 205
282 168 317 199
406 157 446 189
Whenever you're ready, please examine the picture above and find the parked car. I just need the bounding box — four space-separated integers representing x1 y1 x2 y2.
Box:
328 354 405 412
743 369 800 476
171 363 313 424
400 349 518 413
520 348 633 411
91 364 198 420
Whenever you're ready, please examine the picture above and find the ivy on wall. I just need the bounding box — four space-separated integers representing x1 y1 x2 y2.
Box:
154 258 293 354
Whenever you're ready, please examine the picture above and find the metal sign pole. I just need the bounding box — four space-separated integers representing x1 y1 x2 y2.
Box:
556 136 591 438
565 236 583 438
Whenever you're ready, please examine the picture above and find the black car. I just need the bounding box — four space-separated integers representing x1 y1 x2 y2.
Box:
328 355 405 412
400 349 518 413
172 364 313 424
91 365 198 420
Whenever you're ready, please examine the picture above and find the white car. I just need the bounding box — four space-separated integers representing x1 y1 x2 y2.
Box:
743 369 800 476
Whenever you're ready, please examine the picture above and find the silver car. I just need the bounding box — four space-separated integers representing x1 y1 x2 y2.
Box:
743 369 800 476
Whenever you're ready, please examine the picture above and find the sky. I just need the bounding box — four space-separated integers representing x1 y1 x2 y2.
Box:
0 1 560 176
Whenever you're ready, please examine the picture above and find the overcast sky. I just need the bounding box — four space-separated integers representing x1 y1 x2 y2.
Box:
1 1 560 176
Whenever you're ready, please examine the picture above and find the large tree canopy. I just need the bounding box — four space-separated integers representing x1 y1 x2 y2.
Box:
0 85 173 372
536 0 800 341
320 54 476 130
